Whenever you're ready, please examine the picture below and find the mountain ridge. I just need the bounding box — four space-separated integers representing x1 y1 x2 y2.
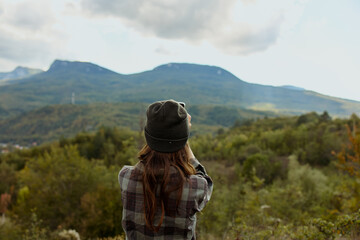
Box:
152 62 242 82
0 59 359 119
281 85 306 91
47 59 120 75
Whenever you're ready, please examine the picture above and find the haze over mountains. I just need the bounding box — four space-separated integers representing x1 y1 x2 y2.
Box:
0 66 43 84
0 59 359 120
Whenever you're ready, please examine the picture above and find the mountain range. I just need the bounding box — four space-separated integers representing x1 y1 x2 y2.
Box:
0 59 359 121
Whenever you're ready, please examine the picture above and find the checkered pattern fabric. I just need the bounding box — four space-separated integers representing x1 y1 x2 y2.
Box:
118 158 213 240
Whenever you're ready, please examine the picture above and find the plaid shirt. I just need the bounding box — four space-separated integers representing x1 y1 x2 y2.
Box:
118 158 213 240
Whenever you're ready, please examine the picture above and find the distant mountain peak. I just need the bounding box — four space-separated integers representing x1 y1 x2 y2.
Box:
48 59 117 75
152 62 243 83
14 66 28 71
49 59 70 69
0 66 43 81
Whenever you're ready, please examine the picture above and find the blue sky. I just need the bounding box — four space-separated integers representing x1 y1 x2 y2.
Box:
0 0 359 101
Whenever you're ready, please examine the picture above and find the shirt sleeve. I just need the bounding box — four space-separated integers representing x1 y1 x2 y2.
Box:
190 158 213 212
118 166 131 191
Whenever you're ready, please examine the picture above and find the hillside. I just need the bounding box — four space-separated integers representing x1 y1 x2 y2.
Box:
1 113 359 239
0 103 274 144
0 60 359 120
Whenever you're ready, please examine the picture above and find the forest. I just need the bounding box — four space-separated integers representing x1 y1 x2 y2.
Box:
0 111 360 240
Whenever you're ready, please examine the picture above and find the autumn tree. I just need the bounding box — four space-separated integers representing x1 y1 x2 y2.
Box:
335 123 360 178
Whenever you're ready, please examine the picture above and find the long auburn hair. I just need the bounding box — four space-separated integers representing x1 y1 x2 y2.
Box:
138 143 196 232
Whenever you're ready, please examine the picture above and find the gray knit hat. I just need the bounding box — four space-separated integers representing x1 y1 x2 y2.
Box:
144 99 189 153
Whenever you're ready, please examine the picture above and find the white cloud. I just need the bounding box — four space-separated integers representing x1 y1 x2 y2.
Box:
212 16 283 55
80 0 305 55
0 0 310 70
80 0 232 39
0 2 3 16
0 0 64 68
4 1 55 32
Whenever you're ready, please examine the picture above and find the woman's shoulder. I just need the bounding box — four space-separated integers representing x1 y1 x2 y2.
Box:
118 165 133 179
118 162 143 189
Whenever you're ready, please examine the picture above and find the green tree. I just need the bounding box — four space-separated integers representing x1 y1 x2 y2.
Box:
0 161 16 194
15 145 123 237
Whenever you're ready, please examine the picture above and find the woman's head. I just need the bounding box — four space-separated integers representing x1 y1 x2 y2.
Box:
144 100 190 153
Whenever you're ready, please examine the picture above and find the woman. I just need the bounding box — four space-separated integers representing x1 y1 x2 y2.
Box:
119 99 213 239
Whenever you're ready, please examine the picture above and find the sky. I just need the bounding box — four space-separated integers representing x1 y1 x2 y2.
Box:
0 0 359 101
